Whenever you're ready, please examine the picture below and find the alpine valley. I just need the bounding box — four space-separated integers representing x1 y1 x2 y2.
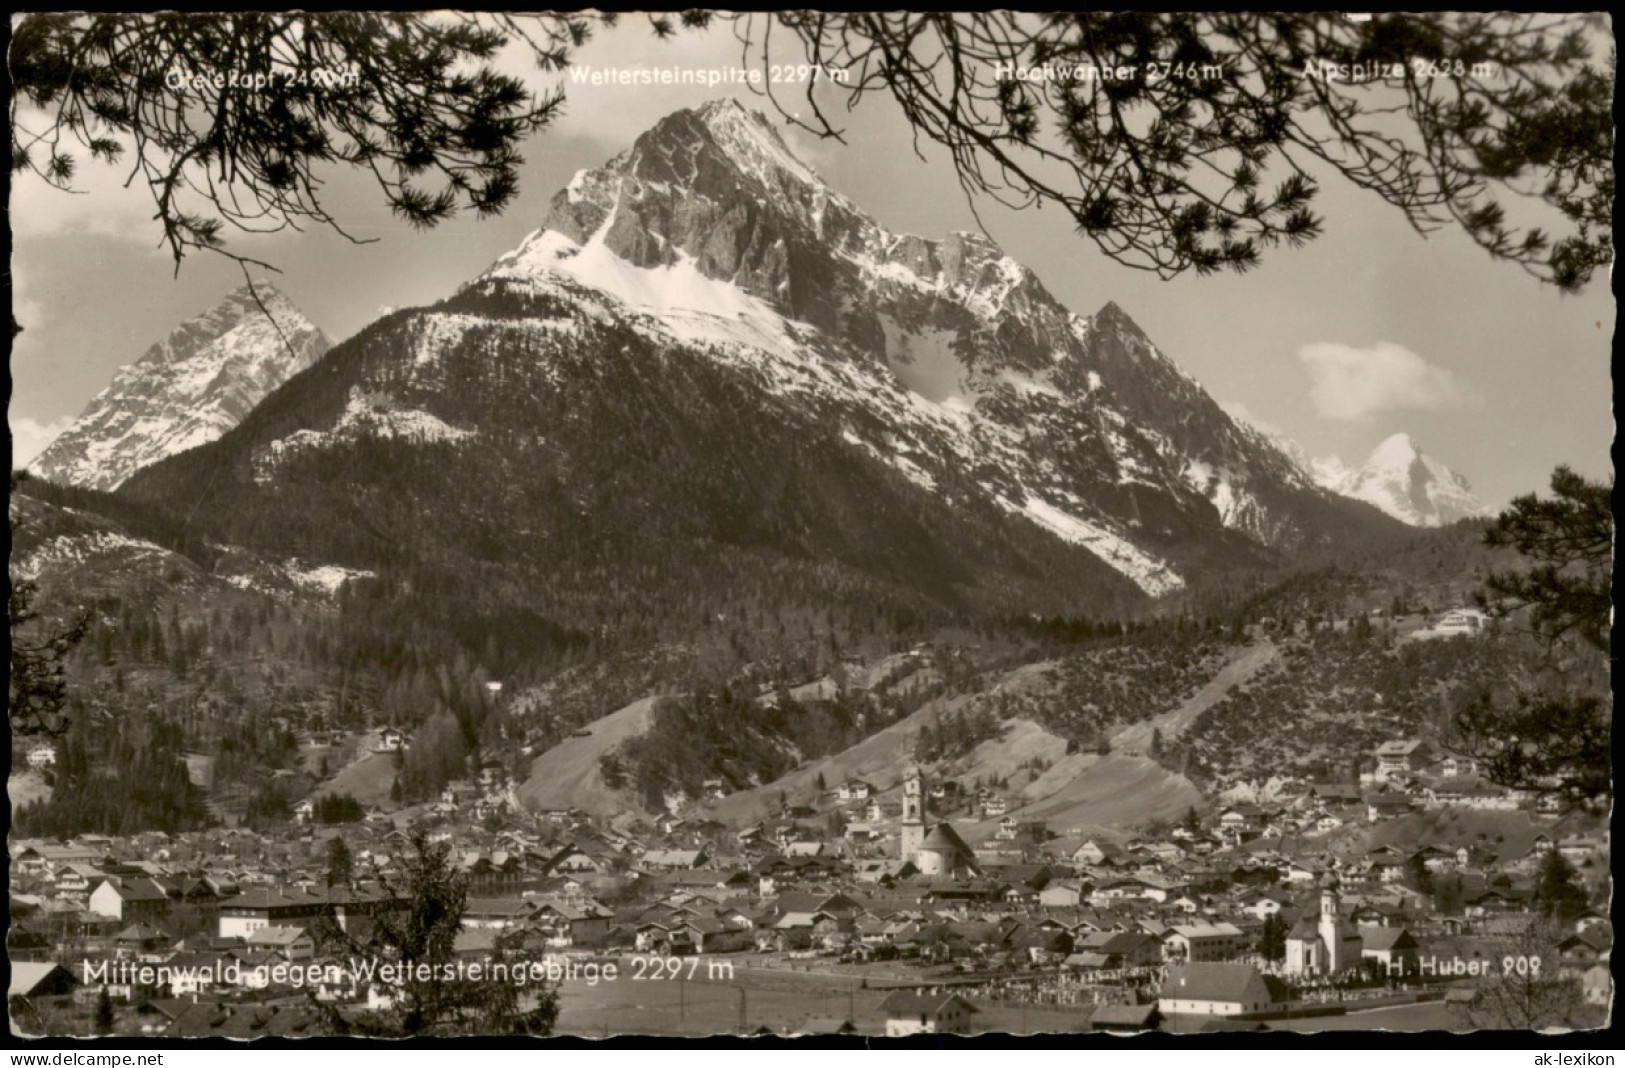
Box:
13 100 1515 835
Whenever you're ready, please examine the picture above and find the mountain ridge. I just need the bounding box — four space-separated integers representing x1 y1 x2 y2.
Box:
117 99 1409 617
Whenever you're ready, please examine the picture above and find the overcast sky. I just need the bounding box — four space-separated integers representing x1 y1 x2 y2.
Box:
9 16 1614 510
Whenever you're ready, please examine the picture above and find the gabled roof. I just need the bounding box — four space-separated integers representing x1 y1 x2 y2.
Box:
1161 963 1284 1005
876 991 978 1017
9 962 78 998
919 822 974 854
247 925 311 946
99 877 170 902
1358 926 1417 952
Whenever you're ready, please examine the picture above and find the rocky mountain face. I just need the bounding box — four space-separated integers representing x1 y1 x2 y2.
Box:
1317 433 1492 527
120 100 1407 621
470 99 1402 590
29 284 330 491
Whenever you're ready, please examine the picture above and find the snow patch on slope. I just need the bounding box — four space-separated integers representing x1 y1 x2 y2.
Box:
997 494 1185 597
486 196 795 354
12 532 174 582
252 387 475 482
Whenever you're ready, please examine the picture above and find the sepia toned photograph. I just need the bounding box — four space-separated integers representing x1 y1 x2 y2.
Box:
7 11 1614 1045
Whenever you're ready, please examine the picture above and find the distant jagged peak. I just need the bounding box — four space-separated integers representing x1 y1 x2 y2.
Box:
28 284 330 492
1366 431 1427 470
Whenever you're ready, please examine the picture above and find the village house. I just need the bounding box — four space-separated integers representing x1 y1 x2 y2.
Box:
641 848 709 871
1358 926 1420 975
1073 930 1163 969
1375 740 1432 780
88 878 171 925
1439 755 1478 778
1431 608 1489 635
1158 963 1286 1018
246 925 317 963
1366 793 1415 822
217 888 332 939
1163 922 1248 963
877 992 978 1036
461 897 537 929
112 923 174 961
375 727 409 752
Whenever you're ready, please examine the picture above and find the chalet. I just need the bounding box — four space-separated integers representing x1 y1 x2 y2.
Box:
1218 806 1265 833
89 878 171 924
1158 963 1285 1018
1349 901 1407 927
1432 608 1488 635
878 991 977 1037
1096 875 1179 903
13 843 105 875
546 843 620 877
1065 838 1128 867
1074 930 1162 969
1163 923 1247 963
1243 893 1291 920
531 900 612 946
641 848 709 871
1359 926 1420 974
1440 755 1478 778
462 897 537 929
217 888 331 939
376 727 409 752
246 925 316 963
1557 930 1612 974
836 779 874 803
50 863 103 895
1040 877 1092 903
1366 794 1415 822
1375 740 1432 779
113 923 174 960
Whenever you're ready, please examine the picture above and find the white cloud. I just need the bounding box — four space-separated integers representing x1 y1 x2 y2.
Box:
1298 341 1466 421
11 263 46 340
10 414 75 468
9 114 159 247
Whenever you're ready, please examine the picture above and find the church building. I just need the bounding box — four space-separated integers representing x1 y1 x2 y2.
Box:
899 768 980 878
1285 875 1363 977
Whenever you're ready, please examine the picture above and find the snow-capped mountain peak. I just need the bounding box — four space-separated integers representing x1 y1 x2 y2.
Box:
28 284 330 491
1332 432 1491 527
1222 411 1491 528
